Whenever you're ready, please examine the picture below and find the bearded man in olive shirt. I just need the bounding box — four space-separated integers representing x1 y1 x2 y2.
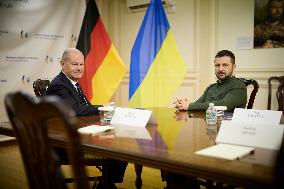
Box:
174 50 247 112
167 50 247 189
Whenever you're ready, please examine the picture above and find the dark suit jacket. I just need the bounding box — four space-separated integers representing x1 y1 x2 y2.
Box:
47 72 100 116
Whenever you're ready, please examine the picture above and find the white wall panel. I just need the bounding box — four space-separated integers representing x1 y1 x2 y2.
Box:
103 0 283 111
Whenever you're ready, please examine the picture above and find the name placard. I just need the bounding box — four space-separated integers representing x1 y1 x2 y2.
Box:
110 107 151 127
232 108 282 125
216 120 284 150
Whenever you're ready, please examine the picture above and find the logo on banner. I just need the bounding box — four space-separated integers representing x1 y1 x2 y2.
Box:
70 34 78 46
71 34 77 42
0 0 28 8
20 30 29 40
0 79 8 84
0 1 12 8
45 55 54 64
20 30 65 41
22 75 31 84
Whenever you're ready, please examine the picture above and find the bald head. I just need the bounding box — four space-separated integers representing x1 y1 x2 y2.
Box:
62 48 84 62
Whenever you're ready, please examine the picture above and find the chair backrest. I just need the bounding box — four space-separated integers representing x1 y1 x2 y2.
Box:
4 92 88 189
267 76 284 114
33 79 50 97
238 78 259 109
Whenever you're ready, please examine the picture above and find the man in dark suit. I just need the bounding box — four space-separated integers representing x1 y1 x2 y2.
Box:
47 48 100 116
47 48 127 188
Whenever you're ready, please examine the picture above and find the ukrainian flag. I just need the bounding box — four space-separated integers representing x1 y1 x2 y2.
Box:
129 0 187 108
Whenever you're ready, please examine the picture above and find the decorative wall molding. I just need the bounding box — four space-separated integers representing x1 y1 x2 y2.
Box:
111 0 283 110
195 0 212 90
237 68 284 72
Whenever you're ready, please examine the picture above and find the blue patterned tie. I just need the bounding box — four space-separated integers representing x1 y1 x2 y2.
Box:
75 83 89 105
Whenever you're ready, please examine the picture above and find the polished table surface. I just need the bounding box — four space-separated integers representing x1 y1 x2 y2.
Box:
0 108 279 188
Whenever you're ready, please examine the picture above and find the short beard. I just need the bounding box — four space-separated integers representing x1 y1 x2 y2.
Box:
217 74 232 81
267 14 281 23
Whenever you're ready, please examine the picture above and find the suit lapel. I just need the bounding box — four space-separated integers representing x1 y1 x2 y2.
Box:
59 72 82 103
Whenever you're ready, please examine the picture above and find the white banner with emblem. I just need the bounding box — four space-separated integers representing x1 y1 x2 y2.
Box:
0 0 85 121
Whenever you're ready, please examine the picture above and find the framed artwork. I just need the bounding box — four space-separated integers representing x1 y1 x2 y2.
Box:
254 0 284 48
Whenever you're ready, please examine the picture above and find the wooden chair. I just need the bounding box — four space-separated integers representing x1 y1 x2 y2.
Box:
32 79 105 187
199 78 260 189
202 78 260 189
33 79 50 97
238 78 259 109
267 76 284 114
4 91 89 189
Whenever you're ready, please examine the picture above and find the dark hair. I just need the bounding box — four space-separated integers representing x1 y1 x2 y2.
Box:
268 0 284 9
215 50 235 64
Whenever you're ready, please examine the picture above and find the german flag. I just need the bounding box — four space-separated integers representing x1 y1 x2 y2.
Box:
76 0 126 105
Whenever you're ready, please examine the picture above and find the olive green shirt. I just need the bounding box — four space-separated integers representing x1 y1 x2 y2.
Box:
188 76 247 111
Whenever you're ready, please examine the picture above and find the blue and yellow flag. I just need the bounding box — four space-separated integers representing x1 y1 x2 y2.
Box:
129 0 187 108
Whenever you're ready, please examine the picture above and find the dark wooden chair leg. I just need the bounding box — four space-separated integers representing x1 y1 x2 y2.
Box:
102 160 110 189
205 179 215 189
216 182 224 189
135 164 143 189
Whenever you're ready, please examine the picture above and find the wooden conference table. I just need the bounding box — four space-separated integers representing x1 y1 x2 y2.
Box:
0 108 279 188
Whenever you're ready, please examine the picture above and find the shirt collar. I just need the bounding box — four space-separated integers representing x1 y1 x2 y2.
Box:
62 71 77 87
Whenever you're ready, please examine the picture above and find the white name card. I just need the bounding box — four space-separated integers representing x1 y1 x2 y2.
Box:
78 125 114 135
110 107 151 127
216 120 284 150
232 108 282 125
195 143 254 160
